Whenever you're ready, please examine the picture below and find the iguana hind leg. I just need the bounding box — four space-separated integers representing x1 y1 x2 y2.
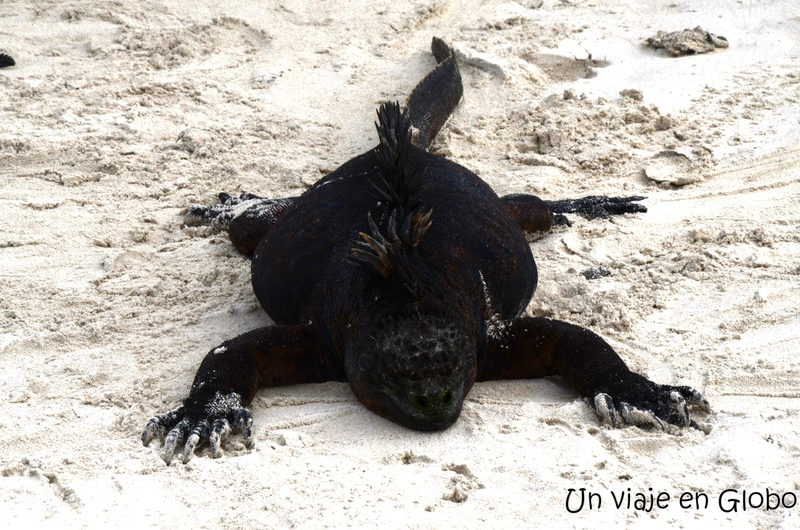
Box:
185 193 298 256
479 317 709 431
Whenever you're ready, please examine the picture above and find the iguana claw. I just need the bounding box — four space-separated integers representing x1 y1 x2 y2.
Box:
141 391 253 464
592 382 710 433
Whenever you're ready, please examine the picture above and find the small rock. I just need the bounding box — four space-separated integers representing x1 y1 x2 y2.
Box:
177 128 212 154
646 27 729 57
582 267 611 280
654 115 674 131
444 486 468 503
620 88 643 101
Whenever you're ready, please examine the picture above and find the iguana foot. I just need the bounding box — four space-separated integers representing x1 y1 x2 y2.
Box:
185 192 298 255
547 195 647 226
185 192 294 233
591 375 710 433
141 391 253 464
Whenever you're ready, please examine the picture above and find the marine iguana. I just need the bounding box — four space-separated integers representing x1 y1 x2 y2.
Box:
142 37 709 464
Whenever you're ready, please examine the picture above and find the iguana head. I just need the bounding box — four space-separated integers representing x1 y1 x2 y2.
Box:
346 313 476 431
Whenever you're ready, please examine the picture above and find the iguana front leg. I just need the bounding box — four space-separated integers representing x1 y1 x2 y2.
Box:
501 193 647 232
546 195 647 226
479 317 709 431
142 324 342 464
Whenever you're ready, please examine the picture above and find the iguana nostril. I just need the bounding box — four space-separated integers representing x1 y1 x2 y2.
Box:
411 387 455 412
442 390 454 406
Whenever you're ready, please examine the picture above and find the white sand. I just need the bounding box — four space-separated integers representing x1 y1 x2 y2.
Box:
1 1 799 528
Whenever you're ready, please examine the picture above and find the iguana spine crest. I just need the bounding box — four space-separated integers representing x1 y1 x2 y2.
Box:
348 102 433 294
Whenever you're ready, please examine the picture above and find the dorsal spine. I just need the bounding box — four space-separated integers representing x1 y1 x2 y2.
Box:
348 102 434 295
372 102 425 211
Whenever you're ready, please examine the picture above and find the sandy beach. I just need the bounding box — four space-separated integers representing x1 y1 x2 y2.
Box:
1 0 799 528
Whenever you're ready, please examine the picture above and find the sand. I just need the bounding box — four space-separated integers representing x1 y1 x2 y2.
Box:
1 0 799 528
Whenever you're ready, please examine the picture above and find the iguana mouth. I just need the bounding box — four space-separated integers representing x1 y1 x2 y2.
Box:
381 378 465 431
